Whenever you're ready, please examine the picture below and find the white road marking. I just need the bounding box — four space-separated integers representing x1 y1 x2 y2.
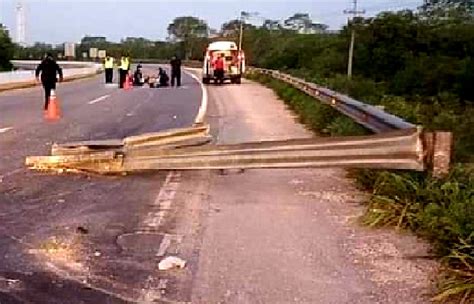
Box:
139 171 181 300
142 171 181 230
185 70 208 124
156 234 173 257
88 94 110 105
0 127 13 134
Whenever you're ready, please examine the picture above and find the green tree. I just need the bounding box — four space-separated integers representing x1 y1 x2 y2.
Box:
167 16 209 59
421 0 474 17
422 0 474 10
0 24 14 71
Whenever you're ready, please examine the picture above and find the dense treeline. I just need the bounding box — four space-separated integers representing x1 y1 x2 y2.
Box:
243 11 474 105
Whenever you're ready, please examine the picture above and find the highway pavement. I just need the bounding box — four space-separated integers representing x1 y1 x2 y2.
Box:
0 66 201 303
0 66 436 303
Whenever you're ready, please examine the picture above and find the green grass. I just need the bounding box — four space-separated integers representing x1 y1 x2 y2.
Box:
248 72 474 302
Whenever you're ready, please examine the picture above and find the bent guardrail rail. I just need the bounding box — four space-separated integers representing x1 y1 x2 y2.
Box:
25 124 451 177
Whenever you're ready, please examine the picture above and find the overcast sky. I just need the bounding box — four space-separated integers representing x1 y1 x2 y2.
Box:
0 0 422 44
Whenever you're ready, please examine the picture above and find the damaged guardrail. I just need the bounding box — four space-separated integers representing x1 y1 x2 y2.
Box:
25 124 451 176
24 65 453 177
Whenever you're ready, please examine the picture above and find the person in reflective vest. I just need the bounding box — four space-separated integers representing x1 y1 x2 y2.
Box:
103 56 114 84
118 56 130 88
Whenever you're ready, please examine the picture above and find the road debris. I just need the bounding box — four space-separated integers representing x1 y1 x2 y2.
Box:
76 226 89 235
24 125 438 174
158 256 186 270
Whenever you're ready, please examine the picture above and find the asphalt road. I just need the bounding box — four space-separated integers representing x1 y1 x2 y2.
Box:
0 66 202 303
0 67 435 304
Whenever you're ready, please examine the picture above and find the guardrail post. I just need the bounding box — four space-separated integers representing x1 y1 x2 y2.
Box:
424 131 453 178
433 132 453 178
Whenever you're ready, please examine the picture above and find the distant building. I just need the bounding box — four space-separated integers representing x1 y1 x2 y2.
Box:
64 42 76 58
297 23 329 34
81 36 107 45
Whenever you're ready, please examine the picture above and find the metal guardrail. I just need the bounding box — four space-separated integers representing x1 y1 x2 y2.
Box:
248 68 415 133
26 124 434 175
24 66 453 177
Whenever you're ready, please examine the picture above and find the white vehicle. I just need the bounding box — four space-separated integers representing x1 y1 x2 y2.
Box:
202 41 246 85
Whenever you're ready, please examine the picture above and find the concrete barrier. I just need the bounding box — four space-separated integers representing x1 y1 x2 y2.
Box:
0 61 102 91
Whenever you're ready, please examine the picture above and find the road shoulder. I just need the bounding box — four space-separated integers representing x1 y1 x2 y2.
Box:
189 79 437 303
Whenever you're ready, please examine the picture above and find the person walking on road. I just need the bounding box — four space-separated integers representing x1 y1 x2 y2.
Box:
170 56 182 87
35 53 63 112
103 56 115 84
118 55 130 88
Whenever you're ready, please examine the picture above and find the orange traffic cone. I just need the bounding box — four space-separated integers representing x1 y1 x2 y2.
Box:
124 74 132 90
46 89 61 121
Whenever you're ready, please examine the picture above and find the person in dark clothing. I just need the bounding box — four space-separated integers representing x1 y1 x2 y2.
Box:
133 65 144 86
158 68 169 87
170 56 182 87
35 53 63 111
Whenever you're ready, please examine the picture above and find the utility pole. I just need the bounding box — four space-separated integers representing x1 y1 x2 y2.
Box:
238 12 244 51
344 0 365 79
238 12 258 52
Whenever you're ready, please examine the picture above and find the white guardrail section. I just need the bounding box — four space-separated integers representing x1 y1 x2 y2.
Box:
0 61 102 85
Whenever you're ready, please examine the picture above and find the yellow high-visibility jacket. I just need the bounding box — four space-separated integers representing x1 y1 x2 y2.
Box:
119 57 130 70
104 58 114 69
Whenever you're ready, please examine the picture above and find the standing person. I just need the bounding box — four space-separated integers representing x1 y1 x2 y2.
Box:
214 54 225 85
118 55 130 88
35 53 63 113
103 56 114 84
170 56 182 87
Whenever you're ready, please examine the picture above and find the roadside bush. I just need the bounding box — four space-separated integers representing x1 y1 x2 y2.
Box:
325 116 368 136
359 166 474 302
